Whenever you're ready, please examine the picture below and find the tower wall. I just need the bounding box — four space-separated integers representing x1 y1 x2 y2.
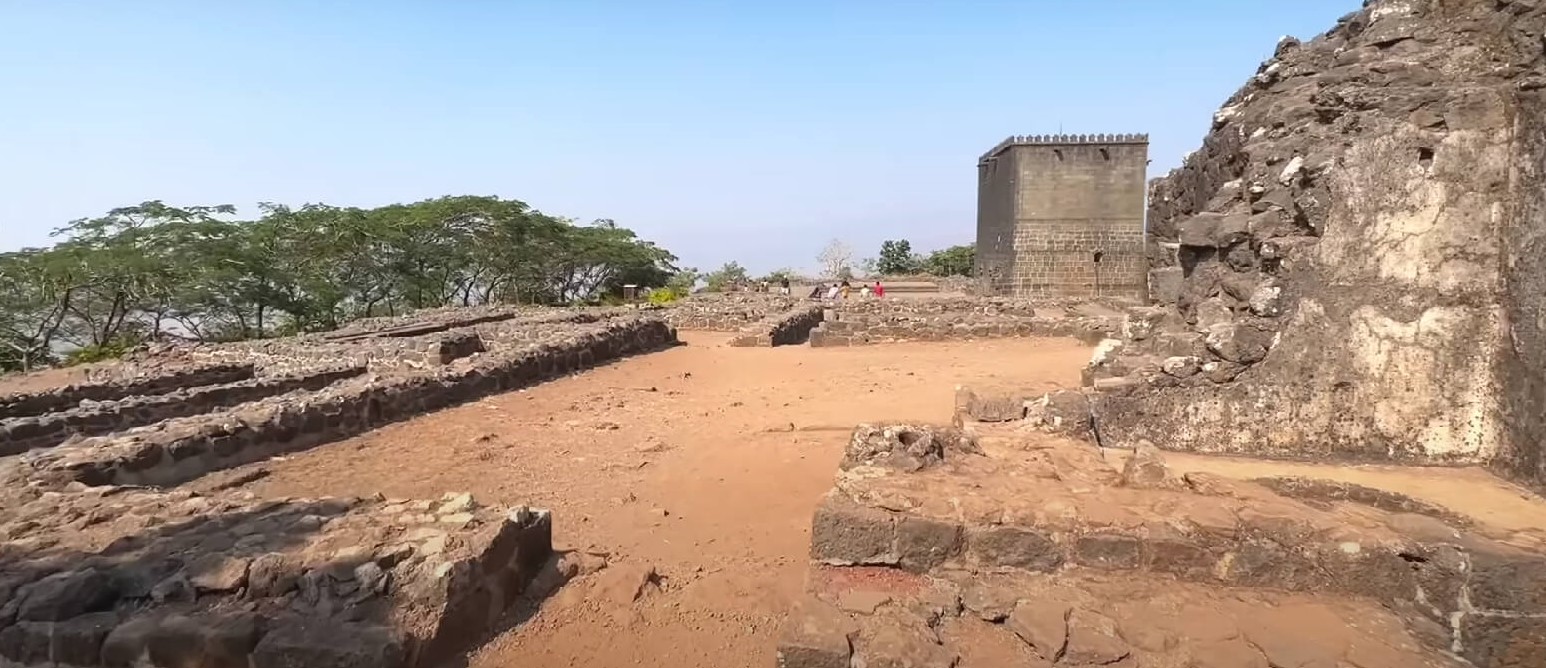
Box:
976 134 1149 300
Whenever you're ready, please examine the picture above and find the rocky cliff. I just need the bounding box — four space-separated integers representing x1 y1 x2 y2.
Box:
1092 0 1546 490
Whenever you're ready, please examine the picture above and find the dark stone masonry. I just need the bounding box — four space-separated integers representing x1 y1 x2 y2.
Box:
781 421 1546 667
0 307 681 668
977 134 1150 300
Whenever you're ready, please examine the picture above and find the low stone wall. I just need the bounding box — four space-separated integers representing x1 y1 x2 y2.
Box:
664 294 803 331
0 366 366 455
0 364 256 421
18 317 678 489
728 305 824 347
798 423 1546 667
809 311 1119 347
179 310 627 372
830 296 1045 318
0 485 554 668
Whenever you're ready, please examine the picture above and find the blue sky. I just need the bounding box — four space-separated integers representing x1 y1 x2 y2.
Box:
1 0 1354 274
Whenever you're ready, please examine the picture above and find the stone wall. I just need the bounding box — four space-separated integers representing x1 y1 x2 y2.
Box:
808 298 1121 347
0 364 256 420
178 310 625 372
977 135 1149 300
0 485 554 668
728 305 825 347
1085 0 1546 485
16 317 678 489
0 365 366 455
663 294 803 331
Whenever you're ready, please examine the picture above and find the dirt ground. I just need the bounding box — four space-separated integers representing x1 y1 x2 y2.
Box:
233 332 1091 667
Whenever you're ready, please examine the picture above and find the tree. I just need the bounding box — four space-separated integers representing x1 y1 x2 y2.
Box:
701 262 749 292
876 239 922 275
923 245 975 277
816 239 853 280
0 196 681 369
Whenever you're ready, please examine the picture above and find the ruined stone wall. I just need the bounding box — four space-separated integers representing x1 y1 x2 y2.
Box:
0 365 366 455
663 294 803 331
18 317 677 489
0 364 256 420
976 135 1149 300
1087 0 1546 481
808 298 1120 347
728 305 824 347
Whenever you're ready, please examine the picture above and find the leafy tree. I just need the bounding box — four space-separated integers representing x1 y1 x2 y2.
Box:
876 239 922 275
702 262 750 292
0 196 680 370
923 245 975 277
665 268 699 297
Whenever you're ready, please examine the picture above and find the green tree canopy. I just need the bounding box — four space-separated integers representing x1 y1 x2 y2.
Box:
0 197 678 371
876 239 922 275
923 244 975 277
701 262 750 292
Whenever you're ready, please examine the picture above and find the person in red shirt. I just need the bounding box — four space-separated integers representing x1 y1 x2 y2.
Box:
873 281 885 298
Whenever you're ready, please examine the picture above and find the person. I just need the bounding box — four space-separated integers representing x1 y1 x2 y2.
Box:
840 280 852 299
824 283 840 300
861 284 872 298
807 284 824 299
760 280 770 293
873 281 885 298
779 277 791 295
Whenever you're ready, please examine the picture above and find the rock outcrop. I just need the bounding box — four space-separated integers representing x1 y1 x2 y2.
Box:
1094 0 1546 491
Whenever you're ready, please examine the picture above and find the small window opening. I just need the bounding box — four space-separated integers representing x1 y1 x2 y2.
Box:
1099 148 1110 160
1054 149 1064 161
1092 250 1104 264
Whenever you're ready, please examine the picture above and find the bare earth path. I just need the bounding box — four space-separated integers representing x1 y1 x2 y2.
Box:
234 332 1092 667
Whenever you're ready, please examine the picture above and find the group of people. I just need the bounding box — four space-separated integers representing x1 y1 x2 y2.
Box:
809 279 884 300
746 278 793 295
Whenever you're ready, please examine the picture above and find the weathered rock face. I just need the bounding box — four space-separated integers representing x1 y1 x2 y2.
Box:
1098 0 1546 488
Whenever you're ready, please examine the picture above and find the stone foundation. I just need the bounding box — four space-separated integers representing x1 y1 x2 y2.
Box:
783 422 1546 667
809 299 1122 347
0 487 554 668
13 318 678 489
0 364 257 421
663 294 803 331
728 305 824 347
0 365 366 455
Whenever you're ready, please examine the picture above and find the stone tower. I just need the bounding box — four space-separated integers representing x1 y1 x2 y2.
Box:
975 133 1150 299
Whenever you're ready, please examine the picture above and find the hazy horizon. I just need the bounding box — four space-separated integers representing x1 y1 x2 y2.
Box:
1 0 1357 274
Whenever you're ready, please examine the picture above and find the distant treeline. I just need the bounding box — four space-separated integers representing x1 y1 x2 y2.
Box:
0 197 679 371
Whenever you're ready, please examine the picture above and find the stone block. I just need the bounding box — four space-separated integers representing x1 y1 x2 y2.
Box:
967 526 1064 572
776 595 858 668
852 612 958 668
810 494 898 566
954 387 1025 422
1074 533 1141 569
1143 537 1216 579
250 620 406 668
895 516 963 572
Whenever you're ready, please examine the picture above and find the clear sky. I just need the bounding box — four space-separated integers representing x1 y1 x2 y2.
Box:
1 0 1354 274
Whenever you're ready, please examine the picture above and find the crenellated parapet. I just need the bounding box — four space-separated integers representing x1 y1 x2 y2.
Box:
979 133 1150 163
